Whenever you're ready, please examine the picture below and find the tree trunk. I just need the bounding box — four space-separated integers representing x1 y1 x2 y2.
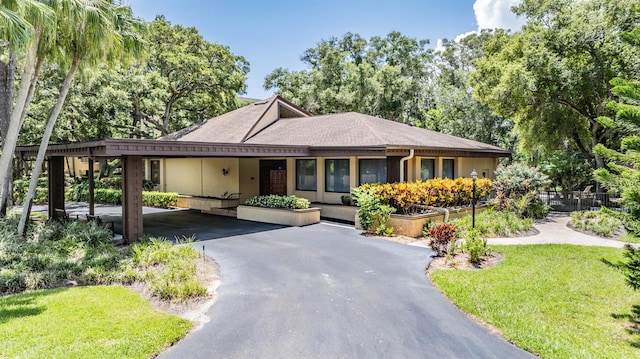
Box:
0 53 16 215
0 32 40 217
18 54 79 236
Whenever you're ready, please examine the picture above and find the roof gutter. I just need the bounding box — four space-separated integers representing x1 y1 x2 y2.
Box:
399 149 414 182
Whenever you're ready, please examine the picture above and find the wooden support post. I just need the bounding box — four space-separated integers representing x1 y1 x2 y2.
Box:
88 157 95 216
122 155 143 243
47 156 65 220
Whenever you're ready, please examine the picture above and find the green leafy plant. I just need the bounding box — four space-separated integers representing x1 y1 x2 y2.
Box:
451 207 533 238
353 177 493 215
603 245 640 291
428 223 457 257
571 210 623 237
463 229 489 264
493 163 551 219
352 186 396 234
244 195 310 210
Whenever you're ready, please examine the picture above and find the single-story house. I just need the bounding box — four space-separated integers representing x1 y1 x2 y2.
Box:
153 96 509 205
15 96 509 241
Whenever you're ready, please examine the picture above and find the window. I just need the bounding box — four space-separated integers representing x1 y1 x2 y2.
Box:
325 159 350 193
442 159 454 179
296 159 317 191
359 159 386 185
150 160 161 184
421 159 435 180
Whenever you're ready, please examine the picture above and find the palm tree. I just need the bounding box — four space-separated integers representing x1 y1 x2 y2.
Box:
17 0 143 234
0 0 54 214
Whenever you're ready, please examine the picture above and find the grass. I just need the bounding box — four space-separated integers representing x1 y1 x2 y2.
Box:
449 208 533 238
570 210 623 237
0 286 191 358
430 245 640 358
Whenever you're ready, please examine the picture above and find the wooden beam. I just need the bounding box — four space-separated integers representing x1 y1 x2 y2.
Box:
122 155 143 243
88 157 95 216
47 157 65 220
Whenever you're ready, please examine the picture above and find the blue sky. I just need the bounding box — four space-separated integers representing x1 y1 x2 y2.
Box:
125 0 522 99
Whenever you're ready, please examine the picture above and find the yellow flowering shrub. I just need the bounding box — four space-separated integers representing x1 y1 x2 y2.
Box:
354 178 492 214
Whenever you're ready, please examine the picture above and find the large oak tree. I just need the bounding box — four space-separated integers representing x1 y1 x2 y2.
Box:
471 0 640 168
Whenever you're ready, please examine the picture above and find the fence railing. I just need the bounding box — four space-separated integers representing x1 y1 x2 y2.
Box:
539 191 627 212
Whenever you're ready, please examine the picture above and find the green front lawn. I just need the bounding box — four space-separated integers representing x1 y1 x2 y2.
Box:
0 286 191 358
430 245 640 358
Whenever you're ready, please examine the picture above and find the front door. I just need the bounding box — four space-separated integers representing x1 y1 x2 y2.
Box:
260 160 287 195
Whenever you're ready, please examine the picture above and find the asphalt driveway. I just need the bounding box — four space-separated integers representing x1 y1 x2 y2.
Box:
160 222 534 358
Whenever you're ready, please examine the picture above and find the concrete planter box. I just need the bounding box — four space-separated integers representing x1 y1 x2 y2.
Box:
177 195 239 210
314 204 358 223
237 205 320 226
355 205 489 238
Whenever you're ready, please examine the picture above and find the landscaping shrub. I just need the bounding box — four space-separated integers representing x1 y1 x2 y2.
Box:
428 223 457 256
0 219 121 294
125 237 207 302
354 177 493 215
67 182 177 208
13 177 48 204
493 163 551 218
0 217 208 302
99 176 122 189
571 210 623 237
142 191 178 208
351 186 396 235
450 207 533 238
244 194 310 209
462 229 489 264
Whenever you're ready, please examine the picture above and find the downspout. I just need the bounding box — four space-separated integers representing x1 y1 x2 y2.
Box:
399 149 415 183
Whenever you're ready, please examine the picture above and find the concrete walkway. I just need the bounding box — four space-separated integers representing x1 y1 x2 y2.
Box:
487 212 631 248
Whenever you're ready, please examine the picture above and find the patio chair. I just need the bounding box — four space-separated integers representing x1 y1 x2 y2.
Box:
53 208 71 223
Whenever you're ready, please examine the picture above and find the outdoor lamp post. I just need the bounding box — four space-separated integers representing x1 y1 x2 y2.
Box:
471 169 477 229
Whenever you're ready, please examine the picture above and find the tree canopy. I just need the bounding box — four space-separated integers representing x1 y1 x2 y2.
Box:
471 0 640 167
21 15 250 141
264 31 434 124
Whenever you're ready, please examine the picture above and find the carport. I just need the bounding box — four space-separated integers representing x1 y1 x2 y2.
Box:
15 139 308 243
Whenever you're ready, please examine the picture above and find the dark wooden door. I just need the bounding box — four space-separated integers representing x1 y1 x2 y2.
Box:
269 170 287 195
260 160 287 195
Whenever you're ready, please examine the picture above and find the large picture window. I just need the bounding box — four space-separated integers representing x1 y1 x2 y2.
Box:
325 159 350 193
296 159 317 191
359 159 386 185
442 159 455 179
421 159 435 180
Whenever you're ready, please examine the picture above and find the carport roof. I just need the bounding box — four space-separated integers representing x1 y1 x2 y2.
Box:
14 138 313 158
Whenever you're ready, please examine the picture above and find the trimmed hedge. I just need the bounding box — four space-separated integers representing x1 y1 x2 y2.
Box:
67 184 177 208
354 178 493 214
244 195 310 210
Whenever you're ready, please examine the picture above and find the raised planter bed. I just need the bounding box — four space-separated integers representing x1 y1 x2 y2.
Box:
237 205 320 226
177 195 239 211
355 204 489 237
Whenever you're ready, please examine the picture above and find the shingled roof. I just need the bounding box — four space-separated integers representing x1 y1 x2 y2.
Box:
160 96 311 143
163 96 510 156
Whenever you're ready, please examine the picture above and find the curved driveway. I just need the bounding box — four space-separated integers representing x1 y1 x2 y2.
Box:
160 222 534 359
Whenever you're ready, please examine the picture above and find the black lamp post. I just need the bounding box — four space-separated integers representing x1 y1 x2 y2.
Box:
471 169 477 229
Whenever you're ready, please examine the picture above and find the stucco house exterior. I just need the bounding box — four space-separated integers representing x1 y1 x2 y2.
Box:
15 95 510 241
150 96 510 207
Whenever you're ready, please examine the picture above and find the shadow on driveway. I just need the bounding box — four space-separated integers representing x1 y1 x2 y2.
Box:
110 209 287 241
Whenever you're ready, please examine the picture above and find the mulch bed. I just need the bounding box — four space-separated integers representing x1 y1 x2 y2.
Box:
426 251 504 272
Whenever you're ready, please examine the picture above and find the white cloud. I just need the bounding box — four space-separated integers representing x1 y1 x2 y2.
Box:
435 31 478 53
435 1 524 53
473 0 524 31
